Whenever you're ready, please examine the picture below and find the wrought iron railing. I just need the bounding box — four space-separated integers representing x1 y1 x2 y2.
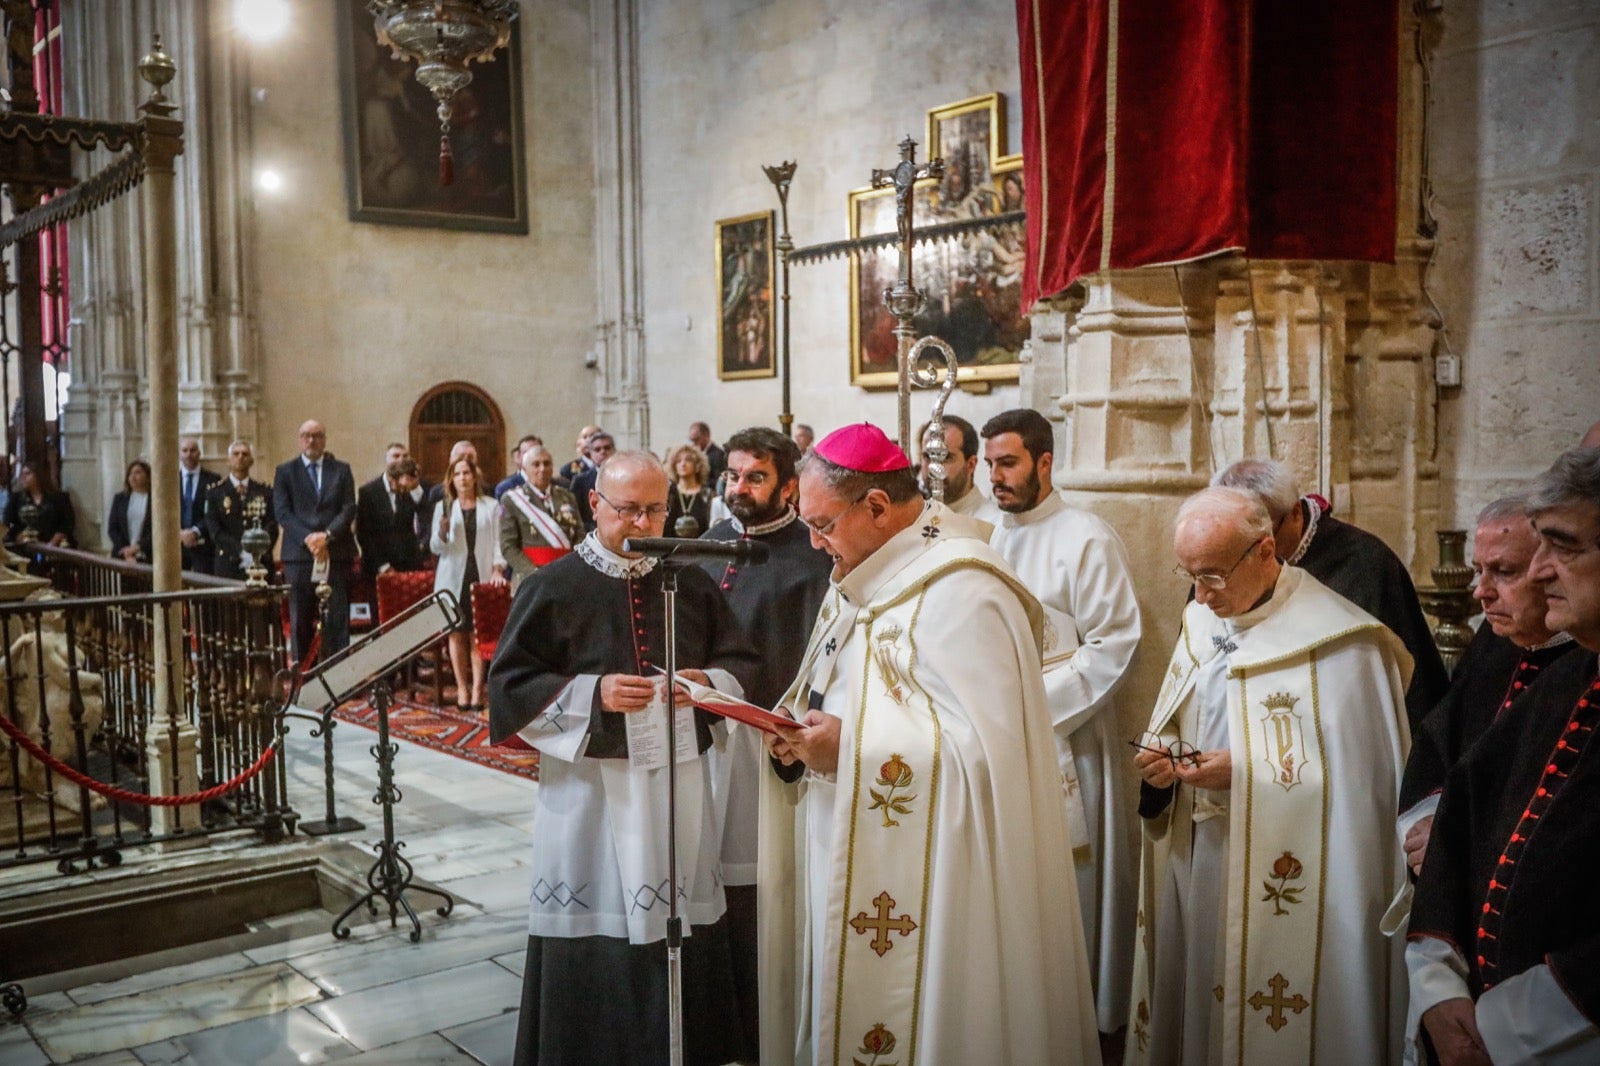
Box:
1 544 298 872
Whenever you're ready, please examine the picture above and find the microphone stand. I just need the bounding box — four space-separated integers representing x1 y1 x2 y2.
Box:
661 560 685 1066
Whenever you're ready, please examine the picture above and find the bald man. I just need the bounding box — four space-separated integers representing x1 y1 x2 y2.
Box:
272 420 358 662
488 452 758 1065
1127 487 1412 1066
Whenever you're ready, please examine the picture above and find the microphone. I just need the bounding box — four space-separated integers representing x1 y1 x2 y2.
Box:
623 537 771 565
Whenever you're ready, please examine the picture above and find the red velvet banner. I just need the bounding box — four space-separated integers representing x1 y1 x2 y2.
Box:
1017 0 1399 310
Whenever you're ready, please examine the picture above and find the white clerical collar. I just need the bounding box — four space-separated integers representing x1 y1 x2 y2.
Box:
1223 564 1299 635
837 501 945 606
576 532 658 580
999 490 1064 528
732 505 797 537
1530 632 1576 652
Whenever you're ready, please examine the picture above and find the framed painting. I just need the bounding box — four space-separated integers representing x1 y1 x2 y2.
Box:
849 92 1028 388
337 0 529 234
715 210 778 381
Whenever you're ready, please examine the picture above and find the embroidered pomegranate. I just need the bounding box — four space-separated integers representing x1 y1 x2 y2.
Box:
860 1023 896 1055
1271 852 1303 881
879 754 913 789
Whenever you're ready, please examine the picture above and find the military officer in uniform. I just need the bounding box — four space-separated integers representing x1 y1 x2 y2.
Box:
205 439 278 580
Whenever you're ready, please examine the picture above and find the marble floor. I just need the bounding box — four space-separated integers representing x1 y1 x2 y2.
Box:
0 713 540 1065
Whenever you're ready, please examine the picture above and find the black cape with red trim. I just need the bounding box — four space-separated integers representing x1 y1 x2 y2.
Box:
1408 647 1600 1010
1398 624 1582 814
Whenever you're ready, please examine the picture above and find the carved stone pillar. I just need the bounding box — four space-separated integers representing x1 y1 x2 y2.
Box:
589 0 649 449
60 0 263 548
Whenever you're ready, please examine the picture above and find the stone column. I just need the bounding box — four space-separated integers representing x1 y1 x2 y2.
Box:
60 0 263 547
589 0 649 449
1029 269 1215 722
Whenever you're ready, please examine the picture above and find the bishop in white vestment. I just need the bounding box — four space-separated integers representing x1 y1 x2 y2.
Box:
1128 487 1412 1066
757 423 1099 1066
986 407 1142 1036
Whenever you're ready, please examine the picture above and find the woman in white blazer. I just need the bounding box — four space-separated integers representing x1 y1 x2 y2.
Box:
431 455 508 711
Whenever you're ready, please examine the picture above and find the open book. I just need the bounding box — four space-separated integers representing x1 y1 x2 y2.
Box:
660 670 796 736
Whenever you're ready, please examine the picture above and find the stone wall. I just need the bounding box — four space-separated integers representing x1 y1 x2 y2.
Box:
1429 0 1600 521
632 0 1030 449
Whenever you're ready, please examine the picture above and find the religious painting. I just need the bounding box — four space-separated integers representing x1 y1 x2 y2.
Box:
850 92 1028 389
715 211 778 381
337 0 529 234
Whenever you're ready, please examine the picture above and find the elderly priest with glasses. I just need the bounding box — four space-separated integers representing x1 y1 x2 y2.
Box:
1126 485 1412 1066
488 450 759 1066
757 422 1100 1066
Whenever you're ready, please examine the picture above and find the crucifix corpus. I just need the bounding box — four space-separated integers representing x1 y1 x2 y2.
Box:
870 136 961 501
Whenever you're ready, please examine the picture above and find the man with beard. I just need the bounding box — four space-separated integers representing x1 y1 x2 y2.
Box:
488 452 759 1065
983 408 1142 1050
918 413 999 525
1215 458 1449 732
204 439 277 580
696 426 832 1062
1397 495 1580 875
1408 448 1600 1065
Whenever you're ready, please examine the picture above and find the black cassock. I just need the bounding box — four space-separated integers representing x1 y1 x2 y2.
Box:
1409 647 1600 1012
698 512 833 1060
1299 510 1451 732
1399 623 1582 815
488 549 759 1066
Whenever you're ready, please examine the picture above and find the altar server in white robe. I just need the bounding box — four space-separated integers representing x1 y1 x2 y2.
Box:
1127 487 1411 1066
757 422 1099 1066
918 413 1000 526
984 407 1142 1041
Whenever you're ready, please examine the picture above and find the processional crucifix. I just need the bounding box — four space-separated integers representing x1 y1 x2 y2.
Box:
871 137 960 501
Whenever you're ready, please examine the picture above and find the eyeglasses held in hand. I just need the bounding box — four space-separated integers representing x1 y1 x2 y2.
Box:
1128 732 1200 770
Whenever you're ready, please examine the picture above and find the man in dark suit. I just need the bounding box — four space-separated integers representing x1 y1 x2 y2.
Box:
358 455 425 580
494 434 544 498
569 430 614 530
205 439 277 581
178 437 222 573
273 420 358 663
688 421 727 485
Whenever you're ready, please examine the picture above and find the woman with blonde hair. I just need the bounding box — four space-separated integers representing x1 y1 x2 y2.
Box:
431 455 507 711
664 443 713 537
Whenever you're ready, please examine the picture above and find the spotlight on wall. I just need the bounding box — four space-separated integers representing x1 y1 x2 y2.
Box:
255 168 284 194
235 0 291 42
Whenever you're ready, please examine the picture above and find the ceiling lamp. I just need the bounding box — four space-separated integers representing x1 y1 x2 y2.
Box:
367 1 520 186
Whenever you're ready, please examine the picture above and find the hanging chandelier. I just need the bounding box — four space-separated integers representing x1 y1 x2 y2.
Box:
367 1 520 186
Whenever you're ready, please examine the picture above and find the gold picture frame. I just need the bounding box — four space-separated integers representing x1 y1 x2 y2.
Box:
850 92 1028 389
715 210 778 381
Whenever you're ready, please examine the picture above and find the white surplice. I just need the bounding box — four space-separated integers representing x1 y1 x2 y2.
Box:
758 503 1099 1066
1128 567 1413 1066
991 491 1142 1033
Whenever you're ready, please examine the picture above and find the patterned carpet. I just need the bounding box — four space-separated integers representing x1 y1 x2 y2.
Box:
334 696 540 781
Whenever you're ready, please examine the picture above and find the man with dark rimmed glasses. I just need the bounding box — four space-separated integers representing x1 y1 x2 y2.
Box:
1126 485 1412 1066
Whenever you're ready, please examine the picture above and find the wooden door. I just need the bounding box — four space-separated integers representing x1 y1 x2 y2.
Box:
409 383 506 487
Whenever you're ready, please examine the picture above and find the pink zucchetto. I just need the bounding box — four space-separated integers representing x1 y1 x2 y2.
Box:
813 423 911 473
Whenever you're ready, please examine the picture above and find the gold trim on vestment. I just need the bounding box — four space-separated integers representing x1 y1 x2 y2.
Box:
832 617 877 1066
1225 622 1382 676
907 586 939 1065
1237 672 1254 1062
1308 651 1329 1063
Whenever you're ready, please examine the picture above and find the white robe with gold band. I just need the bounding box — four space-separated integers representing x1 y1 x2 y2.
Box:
1126 567 1412 1066
758 503 1099 1066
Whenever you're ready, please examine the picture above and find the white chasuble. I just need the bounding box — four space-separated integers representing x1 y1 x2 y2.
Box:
1127 567 1413 1066
758 504 1099 1066
992 492 1143 1032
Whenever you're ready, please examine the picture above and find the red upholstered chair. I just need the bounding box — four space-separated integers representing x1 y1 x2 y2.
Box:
471 582 512 663
376 569 445 706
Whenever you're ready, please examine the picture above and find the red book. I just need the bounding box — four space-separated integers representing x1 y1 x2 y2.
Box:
662 672 796 736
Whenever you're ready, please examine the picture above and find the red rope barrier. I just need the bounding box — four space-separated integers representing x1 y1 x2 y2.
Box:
0 711 279 807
